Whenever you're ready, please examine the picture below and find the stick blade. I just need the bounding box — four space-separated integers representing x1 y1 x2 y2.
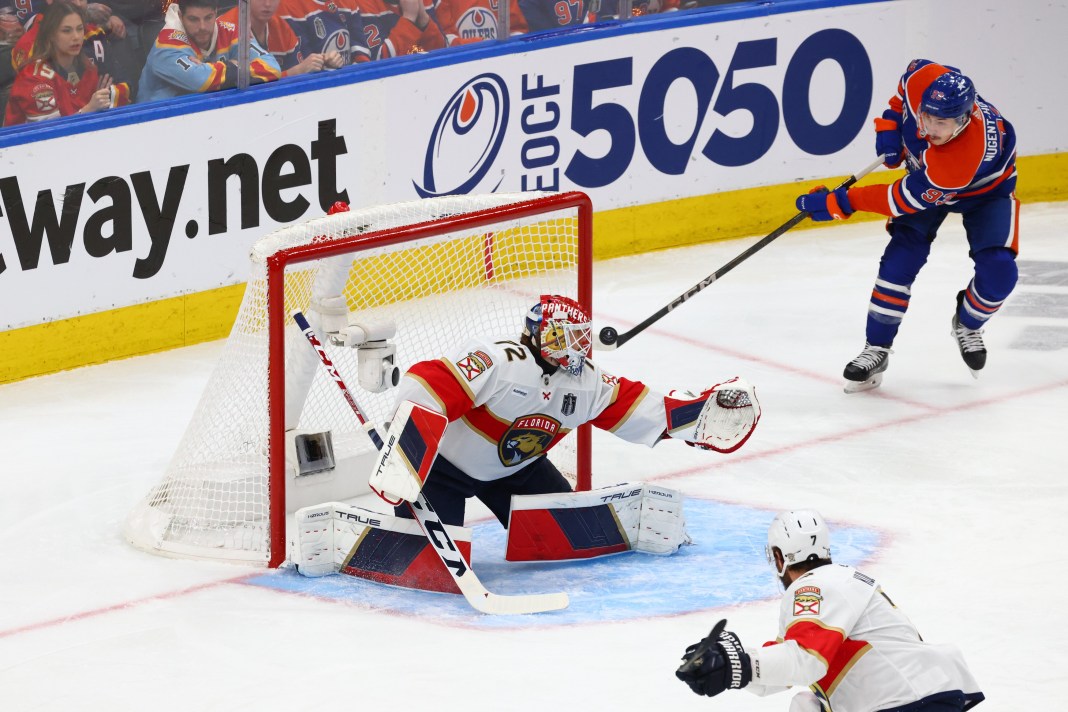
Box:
472 591 570 615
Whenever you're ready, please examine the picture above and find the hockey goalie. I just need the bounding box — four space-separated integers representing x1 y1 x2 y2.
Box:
294 295 760 589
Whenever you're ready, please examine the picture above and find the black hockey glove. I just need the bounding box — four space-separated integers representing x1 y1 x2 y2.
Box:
675 619 752 698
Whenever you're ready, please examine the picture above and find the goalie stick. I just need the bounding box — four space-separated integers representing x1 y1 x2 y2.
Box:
596 155 886 350
291 310 569 615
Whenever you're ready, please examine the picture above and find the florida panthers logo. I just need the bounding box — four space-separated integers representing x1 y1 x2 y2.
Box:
499 415 560 466
415 73 509 197
793 585 823 616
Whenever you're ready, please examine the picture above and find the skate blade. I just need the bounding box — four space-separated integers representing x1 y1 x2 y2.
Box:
968 368 980 380
844 373 883 394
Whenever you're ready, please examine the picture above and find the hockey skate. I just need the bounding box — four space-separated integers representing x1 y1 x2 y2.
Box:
843 344 892 394
951 292 986 378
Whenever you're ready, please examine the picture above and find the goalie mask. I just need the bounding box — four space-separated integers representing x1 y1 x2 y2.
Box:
524 295 592 376
766 509 831 579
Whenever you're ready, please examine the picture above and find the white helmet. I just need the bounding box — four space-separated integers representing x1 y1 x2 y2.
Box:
765 510 831 578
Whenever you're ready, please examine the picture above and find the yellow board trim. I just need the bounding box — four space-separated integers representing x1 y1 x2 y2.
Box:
3 152 1065 384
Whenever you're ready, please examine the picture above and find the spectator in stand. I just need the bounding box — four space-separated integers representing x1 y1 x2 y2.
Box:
10 0 140 98
221 0 339 75
277 0 366 65
138 0 280 103
0 5 24 115
4 1 129 124
517 0 598 31
358 0 446 59
436 0 527 46
104 1 165 66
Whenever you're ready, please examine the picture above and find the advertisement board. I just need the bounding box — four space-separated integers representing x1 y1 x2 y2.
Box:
0 0 1064 379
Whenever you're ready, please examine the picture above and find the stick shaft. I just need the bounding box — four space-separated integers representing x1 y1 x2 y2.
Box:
599 156 886 350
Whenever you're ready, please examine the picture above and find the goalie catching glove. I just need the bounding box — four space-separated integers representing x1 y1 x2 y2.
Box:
664 377 761 453
676 619 752 698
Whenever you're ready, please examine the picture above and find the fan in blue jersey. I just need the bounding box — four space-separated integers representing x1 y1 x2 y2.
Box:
795 59 1018 392
138 0 280 103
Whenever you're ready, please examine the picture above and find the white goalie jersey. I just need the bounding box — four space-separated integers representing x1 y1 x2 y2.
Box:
748 564 985 711
392 335 672 482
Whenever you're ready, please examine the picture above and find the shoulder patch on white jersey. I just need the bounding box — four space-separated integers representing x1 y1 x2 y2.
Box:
793 585 823 616
455 350 494 381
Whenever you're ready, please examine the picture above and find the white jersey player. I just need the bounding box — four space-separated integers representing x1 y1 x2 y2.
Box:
676 510 985 712
366 294 761 528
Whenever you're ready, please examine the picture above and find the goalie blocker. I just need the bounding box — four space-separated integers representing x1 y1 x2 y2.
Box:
367 401 449 505
506 482 691 561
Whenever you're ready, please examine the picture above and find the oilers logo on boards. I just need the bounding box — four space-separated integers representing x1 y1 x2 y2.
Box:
414 74 509 197
499 415 560 466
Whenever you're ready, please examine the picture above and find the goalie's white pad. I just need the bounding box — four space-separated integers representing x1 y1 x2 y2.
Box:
294 501 397 577
506 482 691 561
665 377 761 453
293 501 473 591
368 401 449 505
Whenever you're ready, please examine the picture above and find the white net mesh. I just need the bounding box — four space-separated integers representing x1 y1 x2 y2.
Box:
125 192 589 564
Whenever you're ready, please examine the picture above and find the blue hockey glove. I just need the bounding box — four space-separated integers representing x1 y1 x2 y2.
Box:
874 109 904 168
796 186 853 222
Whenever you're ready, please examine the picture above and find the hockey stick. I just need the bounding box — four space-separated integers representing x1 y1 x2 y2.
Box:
595 155 887 350
291 310 569 615
676 619 727 678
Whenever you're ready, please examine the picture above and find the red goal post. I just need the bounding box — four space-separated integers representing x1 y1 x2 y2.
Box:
125 191 593 567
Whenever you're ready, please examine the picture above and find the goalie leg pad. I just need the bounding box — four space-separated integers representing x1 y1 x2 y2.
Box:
368 401 449 505
505 483 690 561
294 502 472 594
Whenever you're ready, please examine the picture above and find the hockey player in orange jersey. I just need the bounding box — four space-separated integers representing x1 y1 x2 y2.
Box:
796 59 1018 391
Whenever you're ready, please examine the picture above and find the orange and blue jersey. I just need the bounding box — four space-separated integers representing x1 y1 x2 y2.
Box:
850 59 1017 219
518 0 603 31
277 0 370 64
138 15 281 103
219 7 304 73
358 0 446 60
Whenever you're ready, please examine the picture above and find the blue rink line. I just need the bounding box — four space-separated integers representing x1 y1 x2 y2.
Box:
247 500 881 628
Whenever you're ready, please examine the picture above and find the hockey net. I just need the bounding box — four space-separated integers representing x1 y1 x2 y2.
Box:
124 192 593 566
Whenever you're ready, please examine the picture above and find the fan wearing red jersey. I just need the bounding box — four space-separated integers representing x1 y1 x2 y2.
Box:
676 510 986 712
10 1 141 99
796 59 1018 391
4 2 128 125
365 295 760 533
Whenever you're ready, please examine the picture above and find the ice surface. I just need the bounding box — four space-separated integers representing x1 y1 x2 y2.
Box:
2 203 1065 710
